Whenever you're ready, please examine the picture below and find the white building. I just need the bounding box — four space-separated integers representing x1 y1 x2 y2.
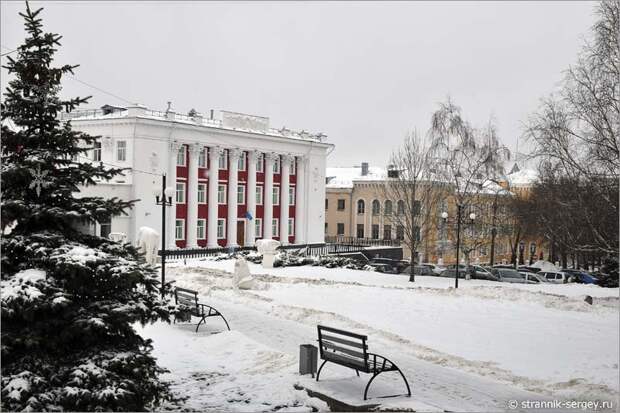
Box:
64 105 332 248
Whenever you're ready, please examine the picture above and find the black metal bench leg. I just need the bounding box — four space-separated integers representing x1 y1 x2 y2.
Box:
356 370 360 377
396 366 412 397
195 316 207 333
316 360 328 382
219 314 231 331
364 372 382 400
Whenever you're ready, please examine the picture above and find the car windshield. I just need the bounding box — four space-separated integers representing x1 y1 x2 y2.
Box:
499 269 523 278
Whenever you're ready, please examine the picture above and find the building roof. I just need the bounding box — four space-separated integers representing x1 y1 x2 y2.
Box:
60 104 328 144
506 167 538 187
325 166 387 188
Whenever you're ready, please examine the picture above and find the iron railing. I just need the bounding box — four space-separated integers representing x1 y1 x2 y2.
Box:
325 236 402 247
158 242 376 260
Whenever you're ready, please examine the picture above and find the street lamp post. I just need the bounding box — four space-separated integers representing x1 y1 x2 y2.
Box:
529 242 536 265
442 206 475 289
155 174 175 297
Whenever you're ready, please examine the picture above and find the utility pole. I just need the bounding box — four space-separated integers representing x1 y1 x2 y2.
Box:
455 204 462 289
156 174 173 297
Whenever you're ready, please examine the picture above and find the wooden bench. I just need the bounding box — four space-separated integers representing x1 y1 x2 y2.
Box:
174 287 230 332
316 325 411 400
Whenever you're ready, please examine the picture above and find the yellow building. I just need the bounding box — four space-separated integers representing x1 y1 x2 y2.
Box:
325 162 545 265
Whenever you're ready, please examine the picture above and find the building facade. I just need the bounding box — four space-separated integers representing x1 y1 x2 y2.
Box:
65 105 332 248
325 162 545 265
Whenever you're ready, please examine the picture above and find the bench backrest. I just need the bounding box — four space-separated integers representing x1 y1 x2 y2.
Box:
317 325 369 372
174 287 199 312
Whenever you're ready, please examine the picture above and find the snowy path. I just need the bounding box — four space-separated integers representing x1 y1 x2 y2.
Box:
205 292 554 412
158 261 618 411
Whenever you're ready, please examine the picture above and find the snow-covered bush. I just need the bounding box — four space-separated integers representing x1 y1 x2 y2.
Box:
1 5 173 410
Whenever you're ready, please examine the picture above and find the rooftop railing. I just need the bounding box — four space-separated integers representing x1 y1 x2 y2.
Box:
60 106 325 142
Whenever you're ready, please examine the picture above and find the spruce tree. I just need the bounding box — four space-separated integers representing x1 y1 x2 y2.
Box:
1 3 172 411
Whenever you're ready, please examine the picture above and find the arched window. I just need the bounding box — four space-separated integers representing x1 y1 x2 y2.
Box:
384 200 393 215
372 200 381 215
397 200 405 215
357 199 365 214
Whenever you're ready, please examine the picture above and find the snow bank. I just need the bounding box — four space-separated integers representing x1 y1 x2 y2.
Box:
136 323 328 412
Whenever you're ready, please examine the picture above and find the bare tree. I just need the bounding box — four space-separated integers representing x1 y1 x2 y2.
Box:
428 98 510 287
382 130 439 282
524 0 619 258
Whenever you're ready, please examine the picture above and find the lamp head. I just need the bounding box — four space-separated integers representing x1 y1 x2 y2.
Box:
469 212 476 221
441 211 448 219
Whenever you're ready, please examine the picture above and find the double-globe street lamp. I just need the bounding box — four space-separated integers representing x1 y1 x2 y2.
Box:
154 174 175 297
441 206 476 288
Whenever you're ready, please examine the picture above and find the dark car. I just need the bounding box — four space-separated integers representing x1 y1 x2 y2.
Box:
369 263 398 274
440 268 467 279
370 258 409 274
491 268 530 283
563 269 599 285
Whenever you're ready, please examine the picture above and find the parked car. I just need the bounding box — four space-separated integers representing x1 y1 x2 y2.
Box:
521 272 548 283
519 265 542 273
469 265 498 281
420 263 445 275
368 263 398 274
440 268 466 279
401 265 436 276
562 269 599 285
540 271 568 284
491 268 531 283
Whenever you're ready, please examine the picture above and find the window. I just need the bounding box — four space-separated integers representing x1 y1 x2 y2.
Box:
116 140 126 161
237 185 245 204
383 225 392 240
384 200 393 215
218 184 227 204
176 182 186 204
198 148 206 167
413 200 421 216
175 219 185 240
372 200 380 215
290 158 296 175
325 199 329 210
356 224 364 238
397 200 405 215
197 219 206 239
100 217 111 239
197 183 207 204
324 223 328 233
177 145 186 166
396 225 405 240
337 199 345 210
218 150 227 170
217 219 226 239
255 218 262 238
272 219 279 237
272 186 280 205
289 187 295 205
357 200 365 214
256 153 264 173
414 226 421 242
273 156 280 174
337 223 345 235
256 186 264 205
288 218 294 236
371 224 379 239
93 142 101 162
238 152 246 171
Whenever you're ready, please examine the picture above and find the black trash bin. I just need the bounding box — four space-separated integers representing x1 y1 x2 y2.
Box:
299 344 318 377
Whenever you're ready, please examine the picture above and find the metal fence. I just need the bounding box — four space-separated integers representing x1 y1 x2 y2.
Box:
158 242 373 260
325 236 402 247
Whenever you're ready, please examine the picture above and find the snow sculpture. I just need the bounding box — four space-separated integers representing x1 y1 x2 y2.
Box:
256 239 280 268
232 257 256 290
136 226 160 266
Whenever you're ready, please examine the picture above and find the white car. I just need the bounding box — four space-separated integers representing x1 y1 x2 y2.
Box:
519 271 549 283
540 271 568 284
421 263 446 275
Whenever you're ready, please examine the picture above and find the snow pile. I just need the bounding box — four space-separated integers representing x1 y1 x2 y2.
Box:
137 323 328 412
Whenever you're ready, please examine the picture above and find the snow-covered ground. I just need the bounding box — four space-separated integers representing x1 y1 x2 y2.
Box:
138 259 618 411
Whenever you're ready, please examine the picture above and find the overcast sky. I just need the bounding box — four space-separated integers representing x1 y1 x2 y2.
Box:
1 1 596 167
